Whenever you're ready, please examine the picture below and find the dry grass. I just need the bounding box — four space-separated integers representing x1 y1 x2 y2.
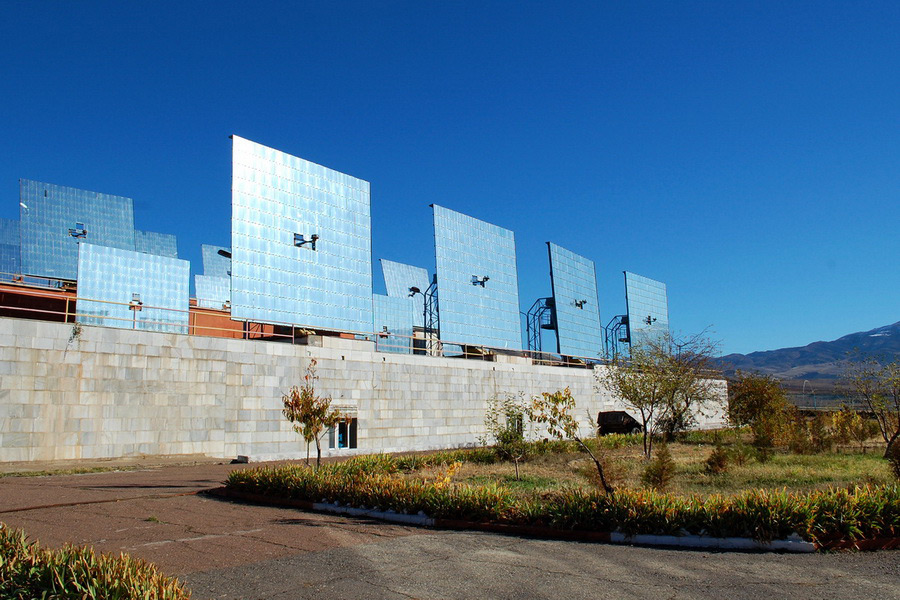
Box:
0 466 140 478
433 442 894 497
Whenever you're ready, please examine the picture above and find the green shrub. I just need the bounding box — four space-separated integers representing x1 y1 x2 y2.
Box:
640 443 676 491
0 524 190 599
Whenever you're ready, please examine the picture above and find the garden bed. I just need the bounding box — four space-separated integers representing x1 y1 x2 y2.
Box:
224 450 900 552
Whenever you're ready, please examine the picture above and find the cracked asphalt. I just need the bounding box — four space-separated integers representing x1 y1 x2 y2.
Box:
1 462 898 600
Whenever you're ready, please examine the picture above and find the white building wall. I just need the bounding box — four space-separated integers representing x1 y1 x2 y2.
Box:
0 318 726 463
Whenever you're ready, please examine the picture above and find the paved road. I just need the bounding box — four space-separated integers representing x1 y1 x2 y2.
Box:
1 462 898 600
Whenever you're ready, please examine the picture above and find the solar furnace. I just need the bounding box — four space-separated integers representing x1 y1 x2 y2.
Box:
77 243 189 334
19 179 135 280
547 242 603 358
432 204 520 349
624 271 669 348
230 136 373 332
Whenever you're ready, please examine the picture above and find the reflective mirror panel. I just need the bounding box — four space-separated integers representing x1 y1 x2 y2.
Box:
77 243 190 334
230 136 373 331
624 271 669 347
432 204 520 349
20 180 136 280
548 242 603 359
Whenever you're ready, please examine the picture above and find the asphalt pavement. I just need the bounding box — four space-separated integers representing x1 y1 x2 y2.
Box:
1 461 897 600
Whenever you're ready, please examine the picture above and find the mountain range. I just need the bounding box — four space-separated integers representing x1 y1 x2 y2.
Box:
719 321 900 390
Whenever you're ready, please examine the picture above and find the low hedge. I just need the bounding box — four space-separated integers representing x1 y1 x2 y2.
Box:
0 524 191 599
227 454 900 544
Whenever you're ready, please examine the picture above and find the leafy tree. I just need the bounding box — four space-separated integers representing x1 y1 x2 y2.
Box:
528 388 614 494
727 371 790 452
482 392 530 480
842 358 900 458
657 334 723 440
282 358 346 468
598 332 723 459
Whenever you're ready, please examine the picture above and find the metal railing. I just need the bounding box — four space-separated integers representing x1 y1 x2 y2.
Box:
787 393 867 412
0 278 614 368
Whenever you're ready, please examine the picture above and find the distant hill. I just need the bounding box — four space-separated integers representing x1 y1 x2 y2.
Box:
719 322 900 389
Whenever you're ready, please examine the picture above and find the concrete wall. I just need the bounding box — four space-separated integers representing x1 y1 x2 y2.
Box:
0 317 726 463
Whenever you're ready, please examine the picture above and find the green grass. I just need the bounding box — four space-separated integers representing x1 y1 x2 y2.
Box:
463 473 564 493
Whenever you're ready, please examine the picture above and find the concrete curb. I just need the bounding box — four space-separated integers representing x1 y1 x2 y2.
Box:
310 502 434 526
206 488 434 526
608 532 816 552
210 488 833 553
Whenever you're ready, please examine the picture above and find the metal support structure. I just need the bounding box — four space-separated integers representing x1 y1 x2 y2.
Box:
526 297 555 353
411 274 441 355
423 274 441 355
603 314 629 360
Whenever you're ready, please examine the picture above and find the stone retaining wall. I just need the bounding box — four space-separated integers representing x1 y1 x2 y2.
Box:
0 318 726 463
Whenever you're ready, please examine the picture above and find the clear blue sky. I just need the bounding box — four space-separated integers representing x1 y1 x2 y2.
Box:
2 1 898 355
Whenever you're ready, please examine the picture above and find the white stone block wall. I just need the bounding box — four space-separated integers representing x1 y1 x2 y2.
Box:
0 317 727 463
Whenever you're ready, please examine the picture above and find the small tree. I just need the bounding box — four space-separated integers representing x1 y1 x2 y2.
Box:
598 331 722 459
727 371 790 452
705 438 730 475
482 392 530 480
842 358 900 458
642 442 676 490
528 388 614 494
282 358 345 468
